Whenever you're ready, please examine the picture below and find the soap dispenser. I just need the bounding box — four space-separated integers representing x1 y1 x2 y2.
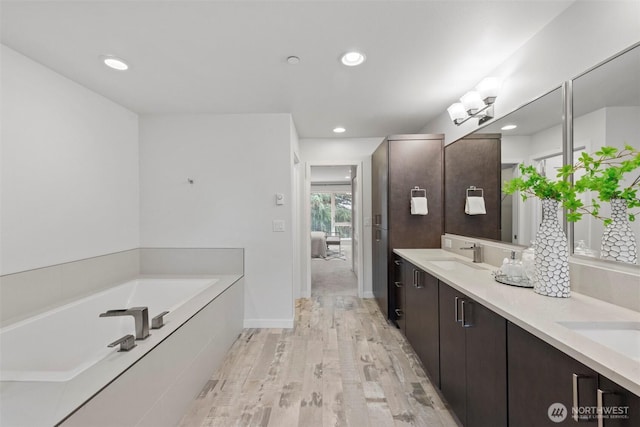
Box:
508 250 524 282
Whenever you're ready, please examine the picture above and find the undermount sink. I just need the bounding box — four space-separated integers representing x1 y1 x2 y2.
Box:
557 321 640 361
426 259 487 272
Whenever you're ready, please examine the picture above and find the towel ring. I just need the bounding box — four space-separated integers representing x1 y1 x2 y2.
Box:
466 186 484 197
411 186 427 198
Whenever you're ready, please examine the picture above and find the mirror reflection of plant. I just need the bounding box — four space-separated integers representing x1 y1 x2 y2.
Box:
558 145 640 224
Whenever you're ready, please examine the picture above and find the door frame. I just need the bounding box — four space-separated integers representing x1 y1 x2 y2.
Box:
302 160 364 298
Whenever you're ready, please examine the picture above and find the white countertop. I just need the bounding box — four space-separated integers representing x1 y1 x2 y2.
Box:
393 248 640 396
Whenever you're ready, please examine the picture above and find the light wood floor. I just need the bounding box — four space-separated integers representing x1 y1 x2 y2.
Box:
179 294 458 427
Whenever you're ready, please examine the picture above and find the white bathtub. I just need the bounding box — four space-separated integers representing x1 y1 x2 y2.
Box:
0 275 244 427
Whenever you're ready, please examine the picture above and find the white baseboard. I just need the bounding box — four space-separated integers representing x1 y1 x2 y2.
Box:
363 291 375 298
244 318 294 329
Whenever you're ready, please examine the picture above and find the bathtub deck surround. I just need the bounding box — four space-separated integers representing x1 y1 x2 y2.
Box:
0 275 243 426
0 247 245 427
179 296 458 427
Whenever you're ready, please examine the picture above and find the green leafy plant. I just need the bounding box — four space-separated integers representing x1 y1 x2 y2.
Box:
557 144 640 225
503 164 580 220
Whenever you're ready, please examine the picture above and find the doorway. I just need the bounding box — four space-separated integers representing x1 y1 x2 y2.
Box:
304 163 363 298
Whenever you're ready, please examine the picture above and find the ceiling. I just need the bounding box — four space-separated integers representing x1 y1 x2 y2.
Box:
0 0 575 138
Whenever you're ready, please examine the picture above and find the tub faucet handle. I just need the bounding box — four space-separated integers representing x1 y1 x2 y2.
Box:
108 334 136 352
151 311 170 329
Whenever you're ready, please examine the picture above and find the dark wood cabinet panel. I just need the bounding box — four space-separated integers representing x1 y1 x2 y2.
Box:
465 300 507 427
439 283 467 424
508 321 598 426
439 282 507 427
372 227 388 318
597 376 640 427
370 134 444 320
388 137 443 248
393 256 405 333
404 264 440 387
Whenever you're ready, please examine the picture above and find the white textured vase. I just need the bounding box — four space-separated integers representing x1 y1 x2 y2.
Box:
600 198 638 264
533 199 570 298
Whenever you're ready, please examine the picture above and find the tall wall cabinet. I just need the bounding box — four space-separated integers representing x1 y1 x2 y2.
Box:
371 134 443 319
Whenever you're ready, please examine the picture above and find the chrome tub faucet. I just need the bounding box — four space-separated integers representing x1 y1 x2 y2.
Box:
100 307 150 340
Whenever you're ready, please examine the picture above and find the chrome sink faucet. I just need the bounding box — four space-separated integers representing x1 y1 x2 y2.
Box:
461 242 483 263
100 307 150 340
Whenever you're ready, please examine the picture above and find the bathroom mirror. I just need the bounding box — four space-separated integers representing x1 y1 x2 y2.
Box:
444 86 564 246
571 43 640 265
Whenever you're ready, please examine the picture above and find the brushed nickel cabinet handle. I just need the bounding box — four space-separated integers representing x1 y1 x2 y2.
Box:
394 309 403 317
597 388 615 427
461 300 472 327
394 281 403 288
572 373 594 422
454 296 462 323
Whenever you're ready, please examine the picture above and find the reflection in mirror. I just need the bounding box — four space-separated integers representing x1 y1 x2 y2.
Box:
444 87 564 246
571 44 640 265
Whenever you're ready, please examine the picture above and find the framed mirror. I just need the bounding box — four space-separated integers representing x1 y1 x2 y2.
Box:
444 86 564 246
570 43 640 265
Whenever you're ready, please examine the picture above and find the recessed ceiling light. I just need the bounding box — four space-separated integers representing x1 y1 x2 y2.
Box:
341 51 366 67
333 127 346 133
101 55 129 71
344 175 351 179
501 124 517 130
287 56 300 65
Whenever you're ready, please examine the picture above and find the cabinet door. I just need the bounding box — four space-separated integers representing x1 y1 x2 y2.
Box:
465 300 507 427
508 321 598 426
597 376 640 427
372 140 389 229
439 283 467 424
405 266 440 387
392 256 405 332
372 227 388 317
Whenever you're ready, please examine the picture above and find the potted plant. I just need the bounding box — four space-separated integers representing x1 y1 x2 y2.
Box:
561 144 640 264
503 165 572 298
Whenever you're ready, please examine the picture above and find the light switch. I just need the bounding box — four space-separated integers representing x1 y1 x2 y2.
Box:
275 193 285 205
273 220 285 232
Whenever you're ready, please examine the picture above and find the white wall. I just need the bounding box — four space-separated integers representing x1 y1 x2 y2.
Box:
299 137 384 298
139 113 295 327
0 45 139 275
421 1 640 144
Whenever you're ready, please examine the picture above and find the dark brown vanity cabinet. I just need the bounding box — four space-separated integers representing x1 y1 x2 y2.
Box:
508 322 640 427
392 256 405 333
371 134 443 320
439 283 507 427
403 261 440 387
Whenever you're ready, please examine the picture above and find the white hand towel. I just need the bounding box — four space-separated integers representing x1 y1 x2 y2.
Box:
465 196 486 215
411 197 428 215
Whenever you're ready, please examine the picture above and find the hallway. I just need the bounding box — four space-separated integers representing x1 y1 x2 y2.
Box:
179 277 457 426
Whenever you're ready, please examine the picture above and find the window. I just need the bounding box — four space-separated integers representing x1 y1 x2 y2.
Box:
310 191 352 239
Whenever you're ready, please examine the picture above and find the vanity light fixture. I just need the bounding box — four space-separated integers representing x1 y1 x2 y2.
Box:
333 127 346 133
101 55 129 71
447 77 501 126
341 51 366 67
